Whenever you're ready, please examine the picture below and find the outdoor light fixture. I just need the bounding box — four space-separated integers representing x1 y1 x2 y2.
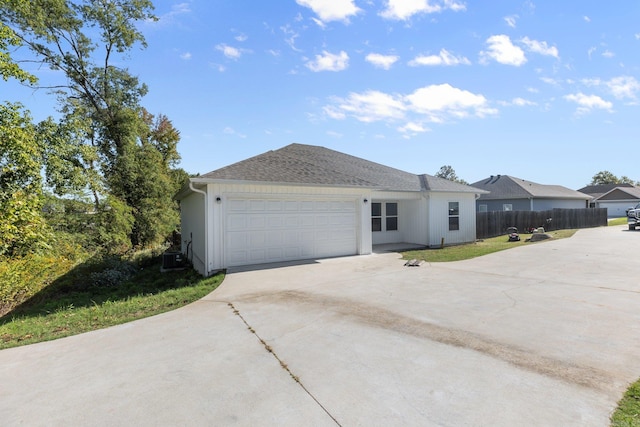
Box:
364 198 368 203
215 196 222 203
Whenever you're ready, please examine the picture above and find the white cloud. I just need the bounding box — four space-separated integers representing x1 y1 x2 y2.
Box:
480 35 526 66
564 93 613 114
499 97 536 107
323 84 495 131
223 127 247 138
398 122 429 134
281 25 302 52
296 0 360 23
326 130 343 138
584 16 591 23
323 105 346 120
584 76 640 100
607 76 640 100
332 90 406 122
512 97 536 106
365 53 400 70
179 52 192 60
306 50 349 72
216 44 242 60
405 84 492 118
235 33 248 42
540 77 560 86
380 0 466 20
504 15 518 28
151 3 191 26
408 49 471 66
602 50 615 58
520 37 559 58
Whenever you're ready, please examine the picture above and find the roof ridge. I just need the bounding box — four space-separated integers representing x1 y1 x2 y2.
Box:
273 147 381 187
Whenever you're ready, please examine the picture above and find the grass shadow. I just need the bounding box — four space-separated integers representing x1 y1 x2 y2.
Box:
0 253 209 324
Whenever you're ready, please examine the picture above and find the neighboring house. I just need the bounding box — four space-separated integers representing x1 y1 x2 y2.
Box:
578 184 640 217
470 175 591 212
176 143 487 275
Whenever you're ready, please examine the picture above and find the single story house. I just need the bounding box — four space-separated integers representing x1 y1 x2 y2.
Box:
578 184 640 217
176 143 487 275
470 175 591 212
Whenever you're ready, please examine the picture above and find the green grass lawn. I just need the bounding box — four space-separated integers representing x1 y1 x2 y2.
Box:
611 380 640 426
0 256 224 350
609 217 628 227
402 229 577 263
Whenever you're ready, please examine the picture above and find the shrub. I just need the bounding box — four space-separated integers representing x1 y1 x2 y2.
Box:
0 236 87 317
89 257 137 288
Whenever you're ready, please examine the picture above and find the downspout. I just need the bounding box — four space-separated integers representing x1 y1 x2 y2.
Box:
530 197 534 211
189 181 209 276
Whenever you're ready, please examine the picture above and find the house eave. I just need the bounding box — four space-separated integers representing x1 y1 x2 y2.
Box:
180 177 384 194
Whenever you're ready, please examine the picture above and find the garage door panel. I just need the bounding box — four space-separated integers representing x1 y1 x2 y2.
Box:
227 216 247 231
225 198 357 267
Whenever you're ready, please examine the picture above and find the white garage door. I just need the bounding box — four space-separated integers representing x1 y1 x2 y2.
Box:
225 197 357 267
600 201 636 218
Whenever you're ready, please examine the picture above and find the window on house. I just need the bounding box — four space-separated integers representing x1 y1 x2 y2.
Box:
371 202 382 232
479 204 487 213
371 202 398 232
449 202 460 231
386 202 398 231
503 204 513 211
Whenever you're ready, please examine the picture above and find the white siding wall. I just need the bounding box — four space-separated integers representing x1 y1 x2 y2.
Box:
370 193 428 245
532 199 588 210
179 192 206 275
428 192 477 247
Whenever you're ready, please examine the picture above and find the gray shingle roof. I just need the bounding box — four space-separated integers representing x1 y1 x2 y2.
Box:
578 184 640 200
196 143 483 193
597 186 640 201
578 183 633 197
471 175 591 200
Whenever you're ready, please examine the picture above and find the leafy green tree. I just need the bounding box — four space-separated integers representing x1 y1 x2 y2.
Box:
589 171 638 186
1 1 187 250
95 195 135 254
590 170 619 185
0 103 49 256
0 23 35 84
435 165 469 185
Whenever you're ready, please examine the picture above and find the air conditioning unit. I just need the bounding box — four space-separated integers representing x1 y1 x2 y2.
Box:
162 252 184 269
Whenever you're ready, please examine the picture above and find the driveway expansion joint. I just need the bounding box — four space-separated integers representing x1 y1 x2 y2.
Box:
226 302 342 427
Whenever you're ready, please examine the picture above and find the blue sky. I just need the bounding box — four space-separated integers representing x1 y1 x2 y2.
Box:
5 0 640 189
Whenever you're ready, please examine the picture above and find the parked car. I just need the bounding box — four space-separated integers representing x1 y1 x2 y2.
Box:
627 202 640 230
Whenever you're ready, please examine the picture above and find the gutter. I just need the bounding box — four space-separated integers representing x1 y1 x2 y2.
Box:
189 181 210 276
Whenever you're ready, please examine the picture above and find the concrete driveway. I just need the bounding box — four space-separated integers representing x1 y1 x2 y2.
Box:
2 225 640 426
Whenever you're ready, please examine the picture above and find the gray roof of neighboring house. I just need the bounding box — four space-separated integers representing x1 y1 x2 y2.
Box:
596 186 640 201
577 184 640 200
194 143 485 193
470 175 592 200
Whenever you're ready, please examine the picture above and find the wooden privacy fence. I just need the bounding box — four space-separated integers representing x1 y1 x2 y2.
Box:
476 208 608 239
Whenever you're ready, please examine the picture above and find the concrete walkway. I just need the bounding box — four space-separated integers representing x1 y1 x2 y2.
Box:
2 225 640 426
